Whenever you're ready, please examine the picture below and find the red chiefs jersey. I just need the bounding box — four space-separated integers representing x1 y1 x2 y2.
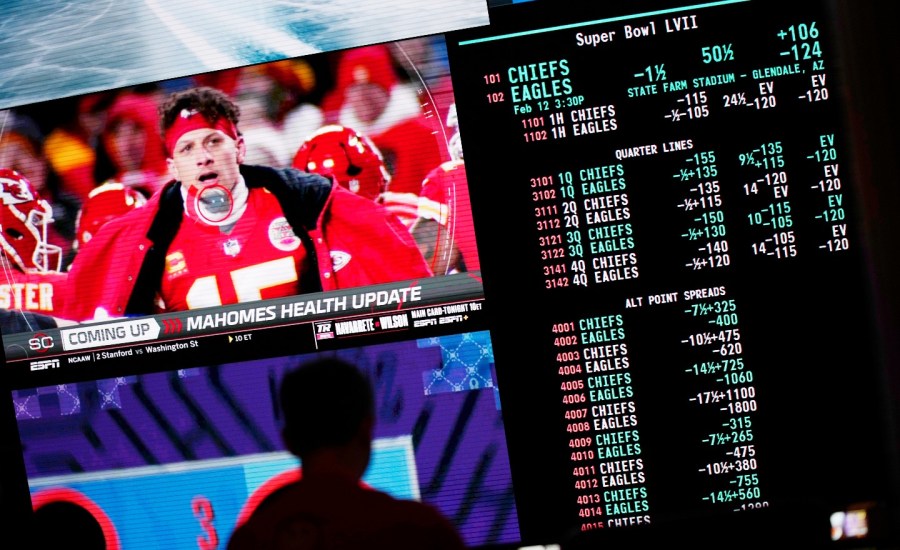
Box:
159 188 309 310
228 472 466 550
64 166 433 322
418 160 481 273
0 266 69 318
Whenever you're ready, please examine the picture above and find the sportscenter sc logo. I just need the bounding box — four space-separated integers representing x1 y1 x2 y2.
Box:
28 332 54 353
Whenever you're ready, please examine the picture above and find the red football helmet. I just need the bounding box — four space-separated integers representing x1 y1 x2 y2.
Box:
0 168 62 272
292 125 391 200
75 181 147 248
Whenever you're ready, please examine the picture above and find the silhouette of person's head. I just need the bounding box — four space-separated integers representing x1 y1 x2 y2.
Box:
231 357 467 550
33 501 106 549
279 357 375 480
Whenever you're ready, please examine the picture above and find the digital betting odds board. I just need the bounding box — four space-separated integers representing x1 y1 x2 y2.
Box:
448 0 894 543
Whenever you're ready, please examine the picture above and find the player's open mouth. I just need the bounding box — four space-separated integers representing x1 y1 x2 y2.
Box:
199 172 218 183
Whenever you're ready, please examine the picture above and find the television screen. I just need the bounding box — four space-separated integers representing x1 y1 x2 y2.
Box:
3 1 900 548
445 0 900 545
1 32 501 547
16 332 517 548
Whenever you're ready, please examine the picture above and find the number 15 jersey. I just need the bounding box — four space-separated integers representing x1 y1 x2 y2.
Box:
160 187 309 310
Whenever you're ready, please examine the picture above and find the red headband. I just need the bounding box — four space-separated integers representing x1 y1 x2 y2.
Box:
164 109 238 156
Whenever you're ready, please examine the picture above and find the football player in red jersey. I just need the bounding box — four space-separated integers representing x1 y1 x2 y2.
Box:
292 124 418 226
65 87 431 321
0 168 70 329
410 104 481 275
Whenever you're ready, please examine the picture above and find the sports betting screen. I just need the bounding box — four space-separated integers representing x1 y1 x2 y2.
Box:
447 0 900 545
2 0 900 548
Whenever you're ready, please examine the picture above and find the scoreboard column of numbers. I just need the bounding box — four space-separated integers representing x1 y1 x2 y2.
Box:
551 288 765 532
449 0 885 540
532 165 637 290
679 292 765 512
554 317 650 531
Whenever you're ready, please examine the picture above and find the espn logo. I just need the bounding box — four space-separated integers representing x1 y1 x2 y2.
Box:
30 359 61 371
315 322 334 340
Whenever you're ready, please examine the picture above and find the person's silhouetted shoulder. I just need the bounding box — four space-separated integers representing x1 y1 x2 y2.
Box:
229 472 465 550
